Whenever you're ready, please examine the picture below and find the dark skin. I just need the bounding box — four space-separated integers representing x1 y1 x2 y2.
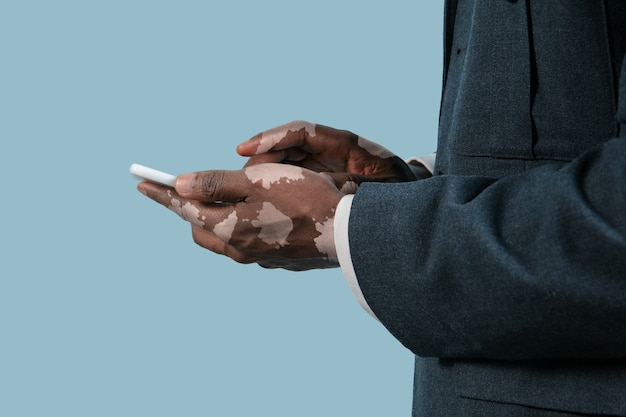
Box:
237 120 425 191
139 163 344 271
139 120 423 270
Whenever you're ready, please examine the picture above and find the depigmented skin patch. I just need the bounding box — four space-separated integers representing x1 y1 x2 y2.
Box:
239 121 417 190
340 181 359 194
357 136 395 159
213 211 238 242
313 217 337 258
244 164 305 190
168 197 205 227
140 120 422 270
256 121 317 154
251 202 293 246
139 161 346 270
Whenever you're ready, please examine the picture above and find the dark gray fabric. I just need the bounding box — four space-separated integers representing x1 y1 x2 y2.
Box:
620 55 626 137
348 0 626 415
413 358 626 416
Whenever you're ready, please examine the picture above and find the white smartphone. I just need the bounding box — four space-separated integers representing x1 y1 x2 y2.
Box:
130 163 177 187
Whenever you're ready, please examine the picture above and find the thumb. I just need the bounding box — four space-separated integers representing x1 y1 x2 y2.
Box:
175 170 249 203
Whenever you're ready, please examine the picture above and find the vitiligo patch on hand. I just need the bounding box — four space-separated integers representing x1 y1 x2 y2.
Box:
256 121 317 154
168 197 205 227
213 211 238 243
314 218 336 258
251 202 293 247
244 164 305 190
357 136 395 159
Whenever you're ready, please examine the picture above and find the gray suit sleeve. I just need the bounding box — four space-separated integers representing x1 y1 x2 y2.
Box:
349 136 626 360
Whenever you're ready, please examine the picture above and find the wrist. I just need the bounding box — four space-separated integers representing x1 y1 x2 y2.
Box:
312 193 343 259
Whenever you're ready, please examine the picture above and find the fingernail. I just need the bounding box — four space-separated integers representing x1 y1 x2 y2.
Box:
176 174 194 194
137 184 147 195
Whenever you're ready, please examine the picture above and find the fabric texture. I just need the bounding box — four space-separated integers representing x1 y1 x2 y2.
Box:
348 0 626 415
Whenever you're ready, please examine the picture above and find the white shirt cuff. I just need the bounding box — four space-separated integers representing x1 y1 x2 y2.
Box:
334 194 379 320
406 153 436 174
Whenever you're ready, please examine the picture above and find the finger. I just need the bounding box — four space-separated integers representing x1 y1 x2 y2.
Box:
242 151 286 167
138 181 238 229
138 181 208 226
190 225 257 264
242 149 309 168
236 120 317 156
174 170 250 202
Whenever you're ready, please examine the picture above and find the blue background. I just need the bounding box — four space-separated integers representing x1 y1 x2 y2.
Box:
1 1 442 416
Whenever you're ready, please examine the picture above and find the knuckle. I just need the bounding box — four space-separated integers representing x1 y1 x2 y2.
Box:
340 178 360 194
287 119 311 128
286 120 316 138
200 171 225 199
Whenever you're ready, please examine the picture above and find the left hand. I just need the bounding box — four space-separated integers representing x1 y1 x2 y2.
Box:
237 121 418 193
137 163 344 271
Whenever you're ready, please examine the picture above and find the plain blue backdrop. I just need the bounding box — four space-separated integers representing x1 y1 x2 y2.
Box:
1 1 443 416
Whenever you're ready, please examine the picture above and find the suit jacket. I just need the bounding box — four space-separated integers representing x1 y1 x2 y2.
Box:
349 1 626 415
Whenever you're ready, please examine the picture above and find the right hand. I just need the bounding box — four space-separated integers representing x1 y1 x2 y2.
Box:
236 121 418 193
137 163 345 271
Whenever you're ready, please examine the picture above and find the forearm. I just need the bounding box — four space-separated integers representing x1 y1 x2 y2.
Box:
348 137 626 360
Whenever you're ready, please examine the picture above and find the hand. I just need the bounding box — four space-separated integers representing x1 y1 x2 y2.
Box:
137 163 344 271
237 121 418 193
